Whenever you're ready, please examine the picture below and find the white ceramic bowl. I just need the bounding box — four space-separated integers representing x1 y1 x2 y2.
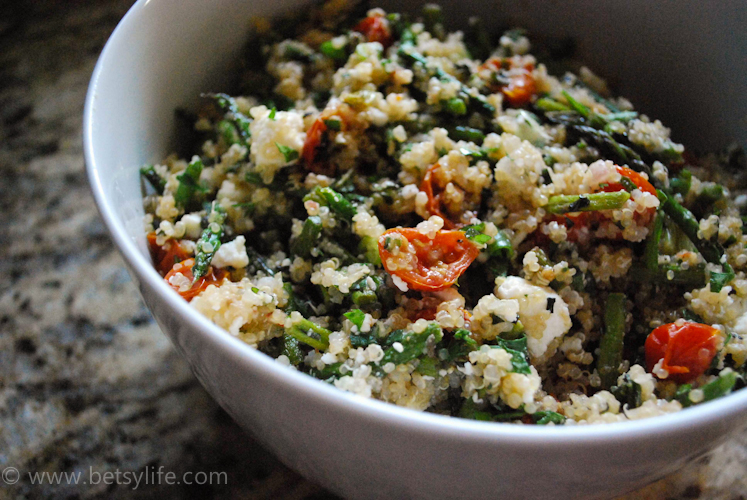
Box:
84 1 747 498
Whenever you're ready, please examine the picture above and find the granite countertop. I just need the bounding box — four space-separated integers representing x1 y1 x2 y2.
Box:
1 1 745 498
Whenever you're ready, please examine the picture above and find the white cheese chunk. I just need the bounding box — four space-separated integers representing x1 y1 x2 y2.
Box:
211 236 249 269
180 213 203 239
495 276 572 363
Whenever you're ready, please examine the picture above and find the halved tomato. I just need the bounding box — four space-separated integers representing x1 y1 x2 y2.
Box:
147 232 192 276
645 322 720 384
353 16 393 48
420 164 459 229
480 57 536 107
378 228 479 292
163 258 227 301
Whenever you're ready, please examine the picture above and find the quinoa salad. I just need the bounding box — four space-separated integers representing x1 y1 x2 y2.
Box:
140 2 747 425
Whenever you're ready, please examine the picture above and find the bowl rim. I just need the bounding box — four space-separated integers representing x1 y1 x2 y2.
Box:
84 0 747 446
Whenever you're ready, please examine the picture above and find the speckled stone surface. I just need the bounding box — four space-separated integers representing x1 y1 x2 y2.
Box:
0 1 745 499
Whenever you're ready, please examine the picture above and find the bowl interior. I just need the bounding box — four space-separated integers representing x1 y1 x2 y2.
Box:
85 0 747 450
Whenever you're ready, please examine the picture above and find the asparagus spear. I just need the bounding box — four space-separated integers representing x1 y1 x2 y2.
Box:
545 191 630 214
450 126 485 143
174 156 204 209
191 203 226 283
574 79 622 113
286 318 332 350
315 187 357 220
561 90 638 129
544 112 651 175
644 210 664 271
675 370 739 408
628 264 707 287
535 97 570 113
599 293 627 390
695 183 725 206
669 169 692 196
658 190 715 257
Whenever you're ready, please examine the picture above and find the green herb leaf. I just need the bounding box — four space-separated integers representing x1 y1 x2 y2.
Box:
290 216 322 258
275 142 299 163
532 411 566 425
710 263 735 293
320 39 348 62
494 335 531 374
462 223 486 239
379 323 443 368
619 177 638 193
205 93 252 142
308 186 357 220
174 157 205 209
323 118 342 131
344 309 366 330
488 230 514 259
281 335 304 366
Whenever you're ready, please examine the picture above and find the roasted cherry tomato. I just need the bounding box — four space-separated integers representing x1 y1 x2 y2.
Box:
353 16 393 48
645 322 721 384
302 117 330 174
501 68 536 107
420 164 458 229
163 258 227 301
302 105 359 176
604 165 657 226
480 57 536 107
552 212 592 244
147 232 192 276
378 228 479 292
603 165 657 196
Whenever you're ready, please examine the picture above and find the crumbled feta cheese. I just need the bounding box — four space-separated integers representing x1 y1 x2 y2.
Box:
211 236 249 269
495 276 572 363
180 213 203 239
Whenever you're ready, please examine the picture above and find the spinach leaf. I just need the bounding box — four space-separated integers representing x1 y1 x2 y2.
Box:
438 328 478 363
532 411 566 425
610 373 643 409
494 335 531 374
309 362 343 381
380 323 443 367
